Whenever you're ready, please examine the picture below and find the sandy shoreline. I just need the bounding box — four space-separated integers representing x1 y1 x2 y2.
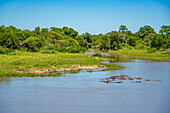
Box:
30 65 104 74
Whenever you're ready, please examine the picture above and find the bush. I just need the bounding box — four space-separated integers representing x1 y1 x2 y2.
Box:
24 37 44 52
4 48 9 54
87 43 92 48
80 47 87 53
127 36 138 46
147 48 157 53
44 46 55 50
58 48 67 52
0 46 6 54
137 43 145 49
93 52 102 57
68 47 80 53
41 50 51 54
20 47 28 51
43 43 59 51
41 50 56 54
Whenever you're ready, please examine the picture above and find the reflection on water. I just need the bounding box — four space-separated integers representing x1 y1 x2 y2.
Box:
0 54 170 113
85 51 170 62
110 54 170 62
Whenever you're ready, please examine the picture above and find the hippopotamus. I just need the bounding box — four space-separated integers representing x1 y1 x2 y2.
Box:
119 75 131 79
117 77 127 80
144 79 150 81
154 80 161 82
109 76 119 80
134 77 142 80
104 80 111 84
113 81 122 83
136 81 141 83
105 78 109 81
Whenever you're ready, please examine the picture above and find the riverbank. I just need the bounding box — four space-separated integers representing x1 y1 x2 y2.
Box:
108 49 170 57
107 49 170 62
0 51 123 77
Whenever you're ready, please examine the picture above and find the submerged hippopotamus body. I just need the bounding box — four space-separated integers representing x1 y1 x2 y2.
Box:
104 80 111 84
144 79 150 81
100 74 161 84
134 77 142 80
154 80 161 82
119 75 131 79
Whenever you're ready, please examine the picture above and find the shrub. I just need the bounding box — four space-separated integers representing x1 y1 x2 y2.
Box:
127 36 138 46
24 37 44 52
44 46 55 50
4 48 9 54
147 48 157 53
87 43 92 48
41 50 56 54
41 50 51 54
80 47 87 53
137 43 145 49
0 46 5 54
70 70 80 74
58 47 67 52
68 47 80 53
93 52 102 57
20 47 28 51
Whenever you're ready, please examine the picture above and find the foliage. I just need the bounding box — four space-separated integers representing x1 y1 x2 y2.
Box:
137 25 155 39
58 47 67 52
147 48 157 53
93 52 102 57
119 25 128 34
68 47 80 53
159 25 170 34
0 46 6 54
0 25 170 53
24 37 44 52
126 36 139 46
145 33 165 49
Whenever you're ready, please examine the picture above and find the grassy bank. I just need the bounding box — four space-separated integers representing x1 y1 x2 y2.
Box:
108 49 170 57
0 51 123 77
107 49 170 62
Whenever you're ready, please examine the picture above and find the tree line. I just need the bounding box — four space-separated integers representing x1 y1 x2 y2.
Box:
0 25 169 54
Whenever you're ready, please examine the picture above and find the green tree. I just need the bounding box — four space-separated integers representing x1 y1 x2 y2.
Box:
50 27 63 33
62 27 78 38
83 33 92 43
137 25 155 39
34 26 40 35
145 33 165 49
108 31 124 49
165 34 170 48
76 35 88 47
119 25 128 34
96 35 110 50
159 25 170 34
53 32 64 40
41 28 49 35
59 38 79 48
24 37 44 51
127 36 139 46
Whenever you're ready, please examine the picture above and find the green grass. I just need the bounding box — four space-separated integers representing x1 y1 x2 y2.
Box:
108 49 170 57
0 51 123 77
86 70 94 73
108 49 170 62
69 70 81 74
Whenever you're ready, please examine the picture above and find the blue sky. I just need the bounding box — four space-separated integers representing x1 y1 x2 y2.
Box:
0 0 170 34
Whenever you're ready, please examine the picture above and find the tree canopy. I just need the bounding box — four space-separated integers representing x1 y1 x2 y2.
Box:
0 25 169 54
